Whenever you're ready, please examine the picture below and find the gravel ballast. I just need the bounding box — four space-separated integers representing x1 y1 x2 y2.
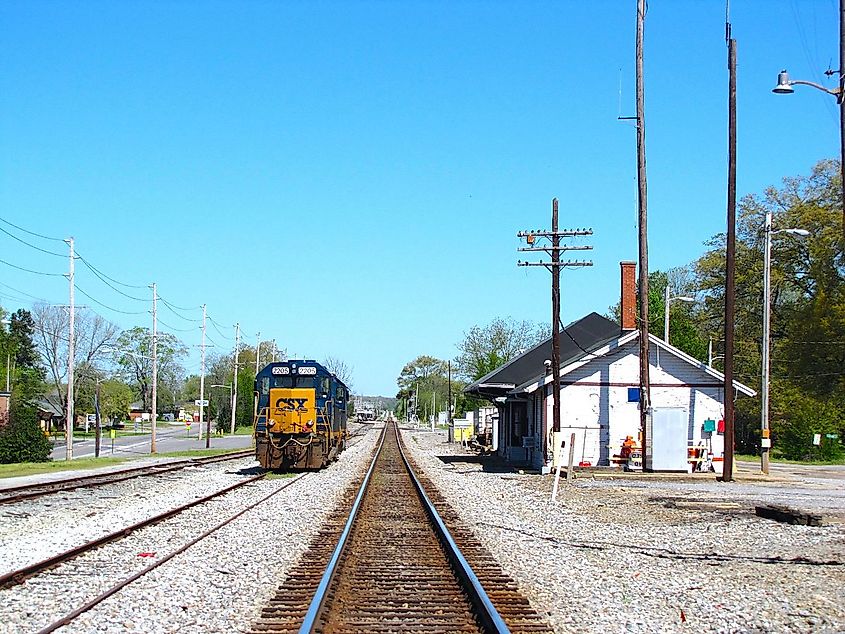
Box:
401 428 845 634
0 425 380 634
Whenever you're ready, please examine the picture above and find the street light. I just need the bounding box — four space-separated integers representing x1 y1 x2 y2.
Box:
773 65 845 240
761 211 809 475
663 286 695 345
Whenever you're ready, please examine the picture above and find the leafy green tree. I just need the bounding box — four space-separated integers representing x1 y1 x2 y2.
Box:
99 380 134 424
455 318 547 381
0 308 45 405
114 327 187 413
0 400 52 464
693 159 844 454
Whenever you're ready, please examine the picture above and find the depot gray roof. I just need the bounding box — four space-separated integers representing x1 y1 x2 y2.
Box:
464 312 621 399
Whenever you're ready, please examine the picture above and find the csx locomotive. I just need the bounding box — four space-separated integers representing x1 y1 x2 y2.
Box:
254 360 349 470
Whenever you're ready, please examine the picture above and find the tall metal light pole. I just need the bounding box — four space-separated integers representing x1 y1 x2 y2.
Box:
760 211 809 474
772 0 845 242
663 285 695 344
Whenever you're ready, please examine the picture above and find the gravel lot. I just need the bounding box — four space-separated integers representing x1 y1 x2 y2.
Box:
401 428 845 634
0 424 379 634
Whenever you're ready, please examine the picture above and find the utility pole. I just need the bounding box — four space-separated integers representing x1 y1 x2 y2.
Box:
65 236 75 461
95 378 101 458
200 304 207 445
431 390 435 432
635 0 652 469
231 322 240 435
447 360 452 432
840 0 845 242
151 282 158 454
723 15 738 482
253 331 261 424
255 332 261 374
518 199 593 465
272 339 277 363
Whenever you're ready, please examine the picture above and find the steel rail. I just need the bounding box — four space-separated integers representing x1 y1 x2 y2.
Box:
0 449 254 504
0 471 265 589
395 425 511 634
296 425 387 634
297 422 510 634
35 473 306 634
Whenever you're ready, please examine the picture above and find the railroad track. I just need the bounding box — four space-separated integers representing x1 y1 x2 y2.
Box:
252 421 551 633
5 471 307 634
0 449 255 505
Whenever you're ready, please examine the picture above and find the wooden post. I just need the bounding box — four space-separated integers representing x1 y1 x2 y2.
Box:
635 0 651 469
566 432 576 482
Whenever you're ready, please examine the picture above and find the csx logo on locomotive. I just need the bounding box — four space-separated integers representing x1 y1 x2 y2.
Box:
274 397 309 413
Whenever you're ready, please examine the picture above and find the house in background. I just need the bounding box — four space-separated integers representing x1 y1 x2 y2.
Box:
465 261 755 473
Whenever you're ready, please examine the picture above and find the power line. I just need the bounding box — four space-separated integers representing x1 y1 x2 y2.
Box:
159 297 202 322
0 281 51 303
158 295 202 324
76 253 148 291
207 315 234 340
74 284 148 315
0 257 64 277
0 216 64 242
158 295 201 312
158 318 197 333
0 225 67 257
77 258 148 301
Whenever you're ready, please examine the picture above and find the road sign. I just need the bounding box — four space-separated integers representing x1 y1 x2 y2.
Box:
195 399 209 406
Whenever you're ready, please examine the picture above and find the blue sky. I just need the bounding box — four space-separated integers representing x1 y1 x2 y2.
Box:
0 1 840 396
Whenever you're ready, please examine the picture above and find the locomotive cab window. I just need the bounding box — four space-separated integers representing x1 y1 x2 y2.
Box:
320 378 330 397
335 386 344 400
260 377 270 396
271 376 294 389
295 376 314 389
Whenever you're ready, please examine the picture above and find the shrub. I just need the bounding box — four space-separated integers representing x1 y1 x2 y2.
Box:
0 402 52 464
771 382 845 462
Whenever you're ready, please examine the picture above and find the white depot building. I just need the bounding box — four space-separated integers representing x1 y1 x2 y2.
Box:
465 262 755 473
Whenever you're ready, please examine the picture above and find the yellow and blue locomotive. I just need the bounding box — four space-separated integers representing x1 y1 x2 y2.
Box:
254 360 349 470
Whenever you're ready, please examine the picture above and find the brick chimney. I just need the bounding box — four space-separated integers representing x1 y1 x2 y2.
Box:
620 261 637 332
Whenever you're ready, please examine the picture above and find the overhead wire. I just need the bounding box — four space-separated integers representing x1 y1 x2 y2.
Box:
0 216 65 242
207 315 234 340
74 284 149 315
0 225 67 257
159 297 202 322
76 253 148 291
158 294 201 312
0 257 64 277
0 281 52 303
157 318 198 333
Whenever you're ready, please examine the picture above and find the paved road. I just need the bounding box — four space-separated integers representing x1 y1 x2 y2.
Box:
50 424 254 460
